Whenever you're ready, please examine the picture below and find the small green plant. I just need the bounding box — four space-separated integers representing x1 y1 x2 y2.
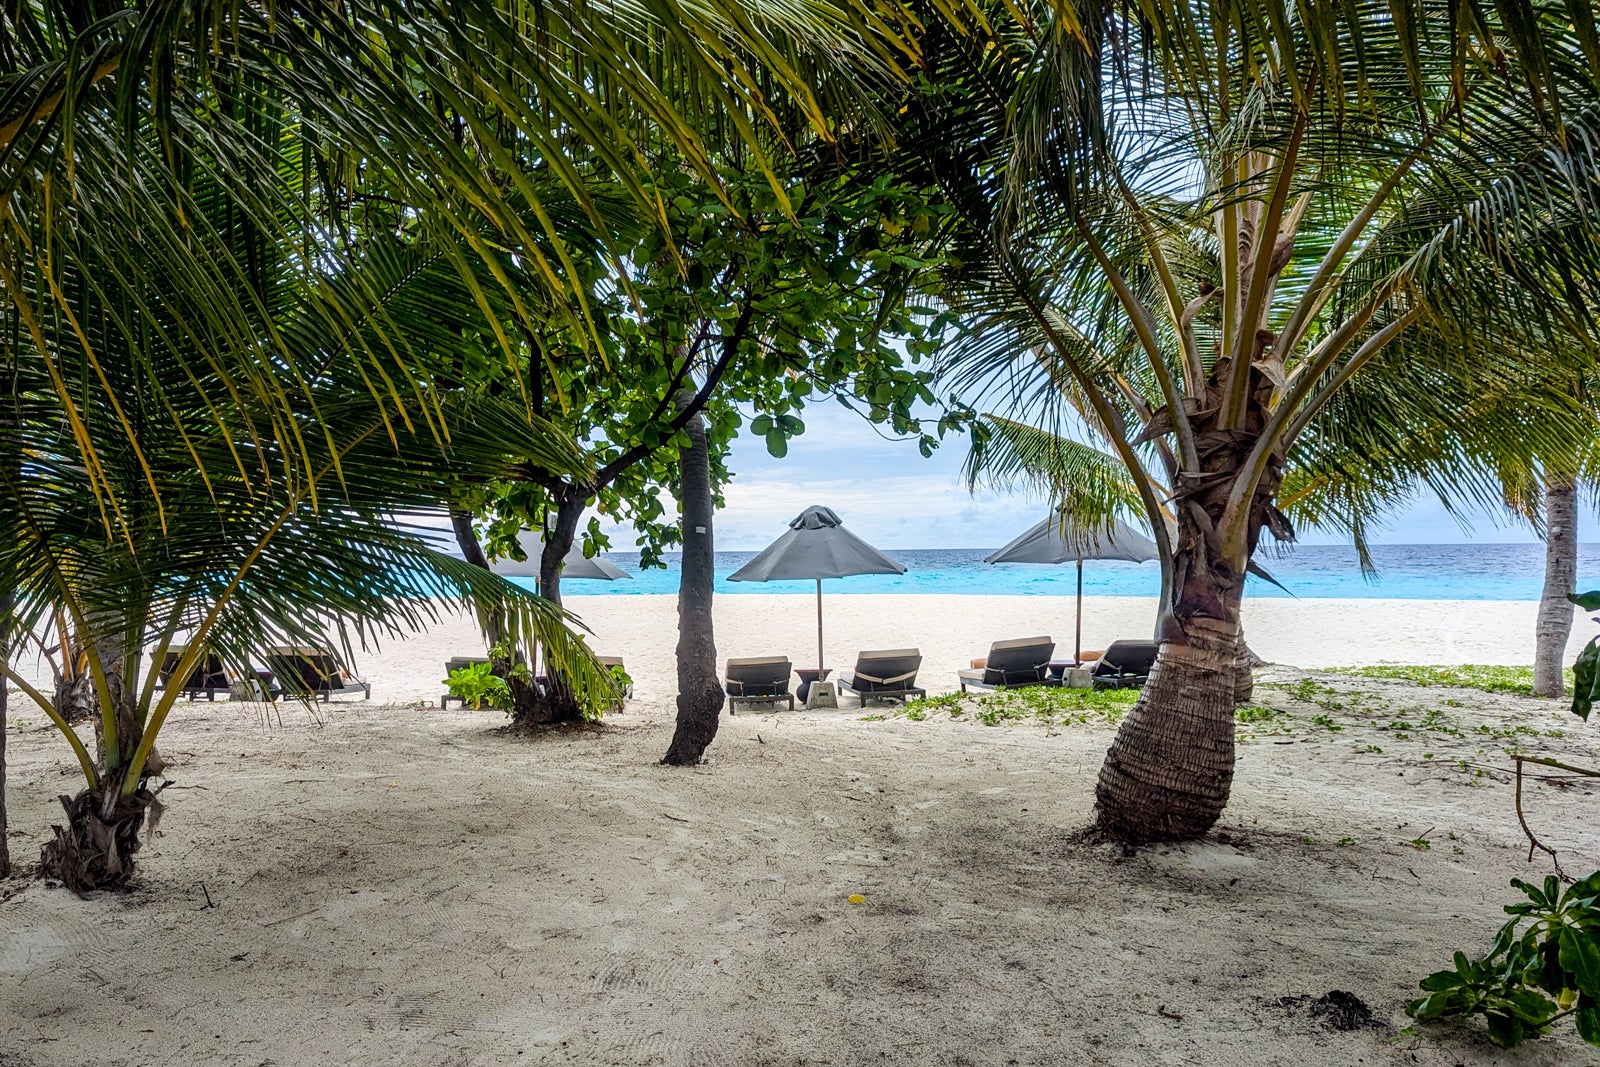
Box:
443 659 513 711
1234 704 1278 723
1335 837 1356 847
1311 714 1344 732
1409 836 1432 851
442 642 538 713
1408 873 1600 1048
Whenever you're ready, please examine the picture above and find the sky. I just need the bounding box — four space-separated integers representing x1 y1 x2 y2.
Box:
592 401 1598 552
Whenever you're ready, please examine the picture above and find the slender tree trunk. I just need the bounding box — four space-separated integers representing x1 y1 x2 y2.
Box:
515 495 587 724
450 508 541 715
0 588 10 878
663 390 723 765
1534 473 1578 698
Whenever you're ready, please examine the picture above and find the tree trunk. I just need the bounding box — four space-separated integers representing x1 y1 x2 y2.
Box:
514 496 587 725
663 391 723 765
40 628 162 891
0 589 10 879
41 775 160 894
450 508 542 719
1094 361 1287 842
1534 473 1578 698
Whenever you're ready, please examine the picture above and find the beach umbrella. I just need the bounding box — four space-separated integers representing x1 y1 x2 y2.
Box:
490 530 631 581
985 513 1158 662
728 505 906 673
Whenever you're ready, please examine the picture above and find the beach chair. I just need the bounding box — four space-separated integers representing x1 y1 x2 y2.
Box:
957 636 1058 692
264 645 372 702
1087 640 1160 690
158 645 231 701
441 656 491 708
724 656 795 713
839 649 925 706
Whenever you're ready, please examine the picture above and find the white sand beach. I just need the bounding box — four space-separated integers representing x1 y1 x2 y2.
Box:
3 594 1600 1066
338 593 1600 707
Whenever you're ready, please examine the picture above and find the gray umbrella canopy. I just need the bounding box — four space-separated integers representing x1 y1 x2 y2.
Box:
490 530 631 581
729 506 907 582
984 515 1159 566
986 513 1158 662
729 506 905 672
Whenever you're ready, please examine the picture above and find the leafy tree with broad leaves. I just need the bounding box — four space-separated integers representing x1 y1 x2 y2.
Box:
0 0 880 885
902 0 1600 841
455 157 960 738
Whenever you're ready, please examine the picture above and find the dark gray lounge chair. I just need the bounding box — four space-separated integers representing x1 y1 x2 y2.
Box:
725 656 795 712
957 636 1058 692
158 645 231 701
1088 640 1159 690
840 649 925 705
264 645 372 702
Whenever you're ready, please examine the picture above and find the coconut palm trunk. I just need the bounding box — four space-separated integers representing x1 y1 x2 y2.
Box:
663 389 723 765
1534 473 1578 698
1094 396 1286 840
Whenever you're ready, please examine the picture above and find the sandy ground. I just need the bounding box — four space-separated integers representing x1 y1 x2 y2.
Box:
3 596 1600 1066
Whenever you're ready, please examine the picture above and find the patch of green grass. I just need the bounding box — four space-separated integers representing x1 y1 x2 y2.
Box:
1234 704 1279 723
1333 664 1567 698
891 685 1140 728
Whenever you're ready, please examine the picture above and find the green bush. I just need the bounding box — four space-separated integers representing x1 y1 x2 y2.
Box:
1408 873 1600 1048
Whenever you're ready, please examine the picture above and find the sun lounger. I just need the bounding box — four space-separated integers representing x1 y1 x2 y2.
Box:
1086 640 1160 690
158 645 231 701
957 636 1058 692
840 649 925 705
724 656 795 713
264 645 372 702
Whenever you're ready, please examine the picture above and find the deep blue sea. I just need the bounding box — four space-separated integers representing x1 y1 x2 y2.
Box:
519 543 1600 601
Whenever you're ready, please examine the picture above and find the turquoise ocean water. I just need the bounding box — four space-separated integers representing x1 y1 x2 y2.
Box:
518 543 1600 601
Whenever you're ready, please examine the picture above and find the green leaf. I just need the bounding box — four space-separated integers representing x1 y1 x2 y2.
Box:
1560 930 1600 998
1573 637 1600 721
1568 592 1600 611
1576 1001 1600 1046
1485 1009 1526 1048
750 414 774 436
764 430 788 459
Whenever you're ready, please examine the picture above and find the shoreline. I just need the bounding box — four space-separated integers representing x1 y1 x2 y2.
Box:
5 593 1584 710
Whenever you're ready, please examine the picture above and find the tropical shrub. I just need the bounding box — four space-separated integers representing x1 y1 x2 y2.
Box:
1408 874 1600 1048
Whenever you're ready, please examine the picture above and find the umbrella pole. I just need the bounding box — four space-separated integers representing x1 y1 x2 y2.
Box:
815 577 825 675
1075 558 1084 663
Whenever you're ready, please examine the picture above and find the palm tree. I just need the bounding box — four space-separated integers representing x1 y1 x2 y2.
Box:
910 0 1600 840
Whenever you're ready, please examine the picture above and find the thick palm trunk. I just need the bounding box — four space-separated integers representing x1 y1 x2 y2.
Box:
1097 604 1242 842
41 775 160 894
1095 364 1285 841
663 392 722 765
1534 474 1577 698
41 633 161 891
